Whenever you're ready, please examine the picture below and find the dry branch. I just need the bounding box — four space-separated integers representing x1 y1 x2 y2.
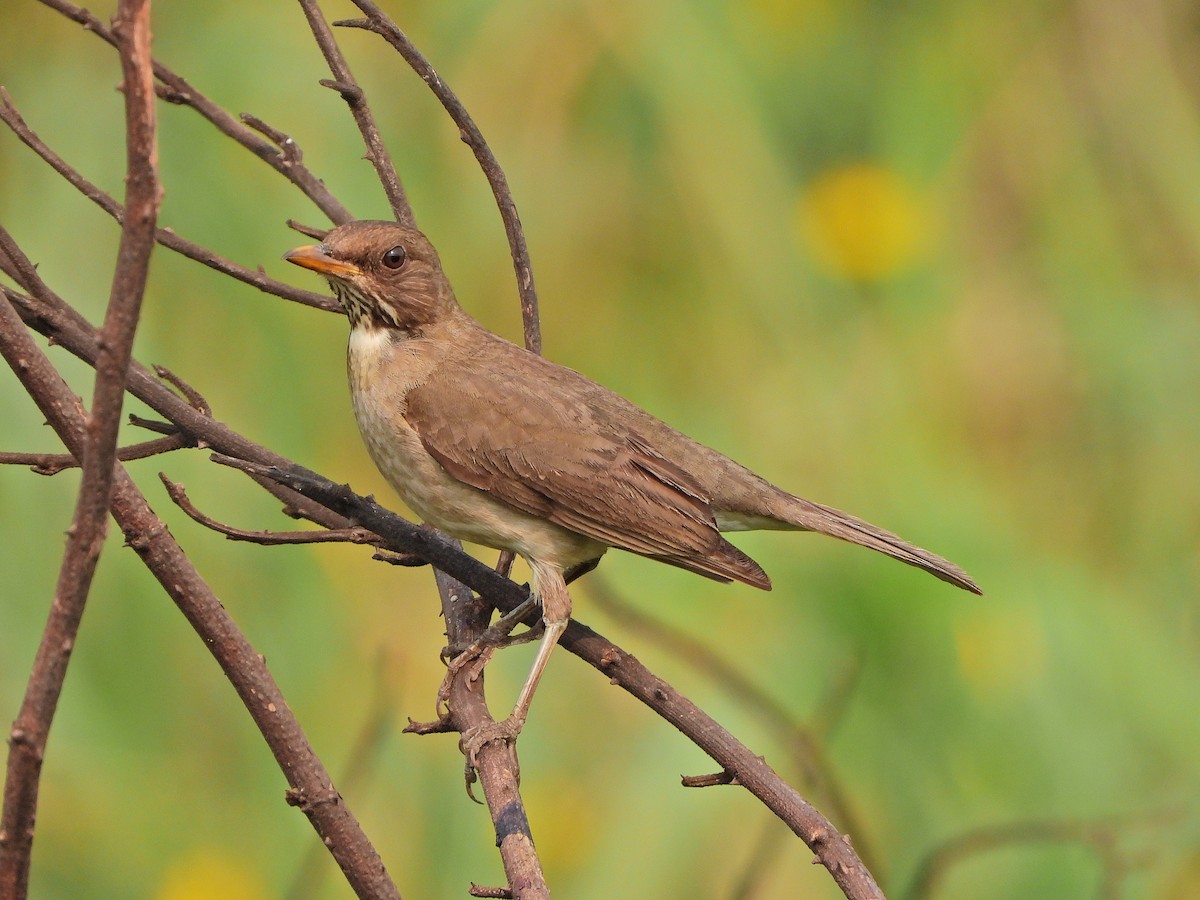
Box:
37 0 353 224
0 88 338 313
0 2 160 892
338 0 543 354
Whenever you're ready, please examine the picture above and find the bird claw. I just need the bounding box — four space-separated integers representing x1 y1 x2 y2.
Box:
460 716 524 794
436 641 495 712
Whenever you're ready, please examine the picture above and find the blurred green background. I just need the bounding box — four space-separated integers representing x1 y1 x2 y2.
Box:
2 0 1198 897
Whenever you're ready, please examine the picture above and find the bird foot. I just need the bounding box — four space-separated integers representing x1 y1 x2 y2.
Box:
460 715 524 788
434 641 496 718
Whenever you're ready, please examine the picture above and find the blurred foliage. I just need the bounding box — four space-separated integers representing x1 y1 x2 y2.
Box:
2 0 1199 897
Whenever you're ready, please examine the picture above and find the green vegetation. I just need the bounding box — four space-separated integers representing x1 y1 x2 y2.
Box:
1 1 1197 896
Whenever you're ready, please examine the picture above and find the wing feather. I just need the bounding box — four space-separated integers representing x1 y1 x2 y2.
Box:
405 350 769 589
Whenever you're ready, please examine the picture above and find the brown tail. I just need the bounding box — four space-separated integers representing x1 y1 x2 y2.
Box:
777 495 982 594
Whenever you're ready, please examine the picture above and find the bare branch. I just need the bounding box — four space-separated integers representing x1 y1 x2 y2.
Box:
0 434 190 475
160 473 382 546
36 0 354 225
0 1 160 890
0 88 338 313
338 2 543 354
296 0 412 225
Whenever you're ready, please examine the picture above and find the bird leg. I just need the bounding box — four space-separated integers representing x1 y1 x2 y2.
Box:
434 594 541 718
460 561 571 755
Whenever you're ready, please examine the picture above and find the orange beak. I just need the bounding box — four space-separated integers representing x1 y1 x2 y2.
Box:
283 244 362 278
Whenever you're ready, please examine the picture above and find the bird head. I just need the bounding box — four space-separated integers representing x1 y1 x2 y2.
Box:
285 220 458 332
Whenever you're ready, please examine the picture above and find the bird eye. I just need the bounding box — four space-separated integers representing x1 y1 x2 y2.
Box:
381 245 407 269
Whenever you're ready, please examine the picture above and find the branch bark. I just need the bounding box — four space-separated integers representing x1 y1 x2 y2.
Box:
0 1 160 892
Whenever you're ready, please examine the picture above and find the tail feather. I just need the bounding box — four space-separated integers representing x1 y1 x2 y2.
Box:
777 495 981 594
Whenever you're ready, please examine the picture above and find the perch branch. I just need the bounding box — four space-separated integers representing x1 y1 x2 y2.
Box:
209 457 885 900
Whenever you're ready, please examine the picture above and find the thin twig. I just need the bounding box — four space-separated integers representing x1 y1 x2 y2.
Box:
296 0 412 225
0 88 338 314
0 435 190 475
338 2 543 354
160 473 383 546
37 0 354 225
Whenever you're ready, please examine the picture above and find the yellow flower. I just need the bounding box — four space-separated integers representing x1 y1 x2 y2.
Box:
156 849 267 900
798 163 931 281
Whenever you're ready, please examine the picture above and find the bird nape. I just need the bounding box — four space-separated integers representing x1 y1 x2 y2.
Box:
285 219 980 749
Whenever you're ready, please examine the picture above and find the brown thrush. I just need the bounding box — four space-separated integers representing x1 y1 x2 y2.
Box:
285 220 980 745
